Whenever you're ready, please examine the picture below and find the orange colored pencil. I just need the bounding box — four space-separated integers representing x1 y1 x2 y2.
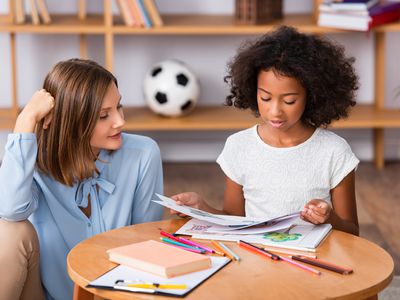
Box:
211 240 234 260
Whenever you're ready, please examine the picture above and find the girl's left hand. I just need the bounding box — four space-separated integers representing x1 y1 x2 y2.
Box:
301 199 332 225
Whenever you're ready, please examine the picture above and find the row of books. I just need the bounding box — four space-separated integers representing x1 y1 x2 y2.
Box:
318 0 400 31
13 0 51 25
116 0 163 28
11 0 162 28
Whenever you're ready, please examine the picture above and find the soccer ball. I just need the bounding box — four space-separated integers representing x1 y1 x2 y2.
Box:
143 60 200 117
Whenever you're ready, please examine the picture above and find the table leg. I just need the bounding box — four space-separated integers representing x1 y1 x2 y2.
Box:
73 284 94 300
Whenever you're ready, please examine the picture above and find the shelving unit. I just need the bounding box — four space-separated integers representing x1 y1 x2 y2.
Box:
1 0 400 168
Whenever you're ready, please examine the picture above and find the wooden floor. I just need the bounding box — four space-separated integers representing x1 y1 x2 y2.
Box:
163 162 400 275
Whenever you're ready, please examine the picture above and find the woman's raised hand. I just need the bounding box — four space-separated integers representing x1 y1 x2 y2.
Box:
14 89 55 133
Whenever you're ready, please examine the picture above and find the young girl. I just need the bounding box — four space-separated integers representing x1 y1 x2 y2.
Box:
0 59 163 300
171 26 360 236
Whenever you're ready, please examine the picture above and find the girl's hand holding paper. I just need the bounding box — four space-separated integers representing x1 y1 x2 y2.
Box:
301 199 332 225
169 192 204 217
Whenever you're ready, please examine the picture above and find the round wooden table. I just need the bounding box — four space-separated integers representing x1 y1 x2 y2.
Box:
67 219 394 300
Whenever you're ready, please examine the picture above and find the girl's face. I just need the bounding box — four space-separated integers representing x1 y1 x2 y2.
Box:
257 70 306 133
90 82 125 155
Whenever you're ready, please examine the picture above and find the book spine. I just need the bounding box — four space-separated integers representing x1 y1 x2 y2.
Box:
338 0 374 3
143 0 163 26
369 8 400 29
28 0 40 25
116 0 136 26
37 0 51 24
128 0 145 27
15 0 25 24
369 2 400 17
318 13 369 30
137 0 152 28
331 0 379 10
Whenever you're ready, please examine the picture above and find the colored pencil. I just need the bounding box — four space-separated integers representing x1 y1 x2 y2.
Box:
238 240 321 275
279 255 321 276
263 247 317 259
211 240 240 261
290 256 353 275
160 238 206 254
238 240 279 260
160 230 187 244
160 230 215 253
117 282 187 289
178 236 215 254
218 241 241 261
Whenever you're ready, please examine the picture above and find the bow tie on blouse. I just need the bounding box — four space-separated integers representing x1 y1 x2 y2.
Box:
75 176 115 208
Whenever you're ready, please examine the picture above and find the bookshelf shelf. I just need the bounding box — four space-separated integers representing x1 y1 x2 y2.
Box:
0 0 399 168
0 14 105 34
113 14 343 34
121 105 400 131
375 19 400 32
2 105 399 132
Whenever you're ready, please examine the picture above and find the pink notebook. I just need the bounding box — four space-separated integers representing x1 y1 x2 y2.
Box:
107 240 211 278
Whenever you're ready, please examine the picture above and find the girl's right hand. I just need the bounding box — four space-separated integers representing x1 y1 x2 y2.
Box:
14 89 55 133
169 192 204 217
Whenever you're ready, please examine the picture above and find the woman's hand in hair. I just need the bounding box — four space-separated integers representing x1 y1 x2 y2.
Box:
14 89 55 133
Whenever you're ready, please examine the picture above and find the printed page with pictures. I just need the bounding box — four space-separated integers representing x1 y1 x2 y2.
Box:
175 219 332 252
153 194 300 229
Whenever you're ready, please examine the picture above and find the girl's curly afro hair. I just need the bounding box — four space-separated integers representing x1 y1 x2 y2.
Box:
224 26 359 127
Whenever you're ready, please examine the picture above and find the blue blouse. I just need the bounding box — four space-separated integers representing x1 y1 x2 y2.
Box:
0 133 164 300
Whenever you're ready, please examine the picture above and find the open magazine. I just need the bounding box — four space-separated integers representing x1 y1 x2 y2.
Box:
153 194 332 252
175 219 332 252
153 194 300 232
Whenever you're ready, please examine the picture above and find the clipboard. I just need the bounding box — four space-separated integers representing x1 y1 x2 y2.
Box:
87 256 231 297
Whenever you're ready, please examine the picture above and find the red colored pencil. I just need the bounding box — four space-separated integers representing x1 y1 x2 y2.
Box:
238 240 279 260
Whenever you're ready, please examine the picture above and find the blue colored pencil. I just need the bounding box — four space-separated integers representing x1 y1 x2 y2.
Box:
218 241 241 261
160 237 206 254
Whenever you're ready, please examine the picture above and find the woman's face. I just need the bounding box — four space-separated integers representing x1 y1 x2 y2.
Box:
256 69 307 133
90 82 125 155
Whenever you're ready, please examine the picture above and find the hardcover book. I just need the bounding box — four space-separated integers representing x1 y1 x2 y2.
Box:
37 0 51 24
319 0 400 31
319 7 400 30
116 0 136 26
331 0 380 10
107 240 211 278
143 0 163 26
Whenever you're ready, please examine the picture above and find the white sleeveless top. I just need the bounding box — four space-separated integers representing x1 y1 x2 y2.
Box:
216 126 359 219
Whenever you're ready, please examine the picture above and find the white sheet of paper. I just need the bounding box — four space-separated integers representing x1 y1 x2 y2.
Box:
153 194 300 229
175 217 301 235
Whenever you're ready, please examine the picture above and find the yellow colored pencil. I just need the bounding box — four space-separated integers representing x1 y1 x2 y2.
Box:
125 283 187 289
